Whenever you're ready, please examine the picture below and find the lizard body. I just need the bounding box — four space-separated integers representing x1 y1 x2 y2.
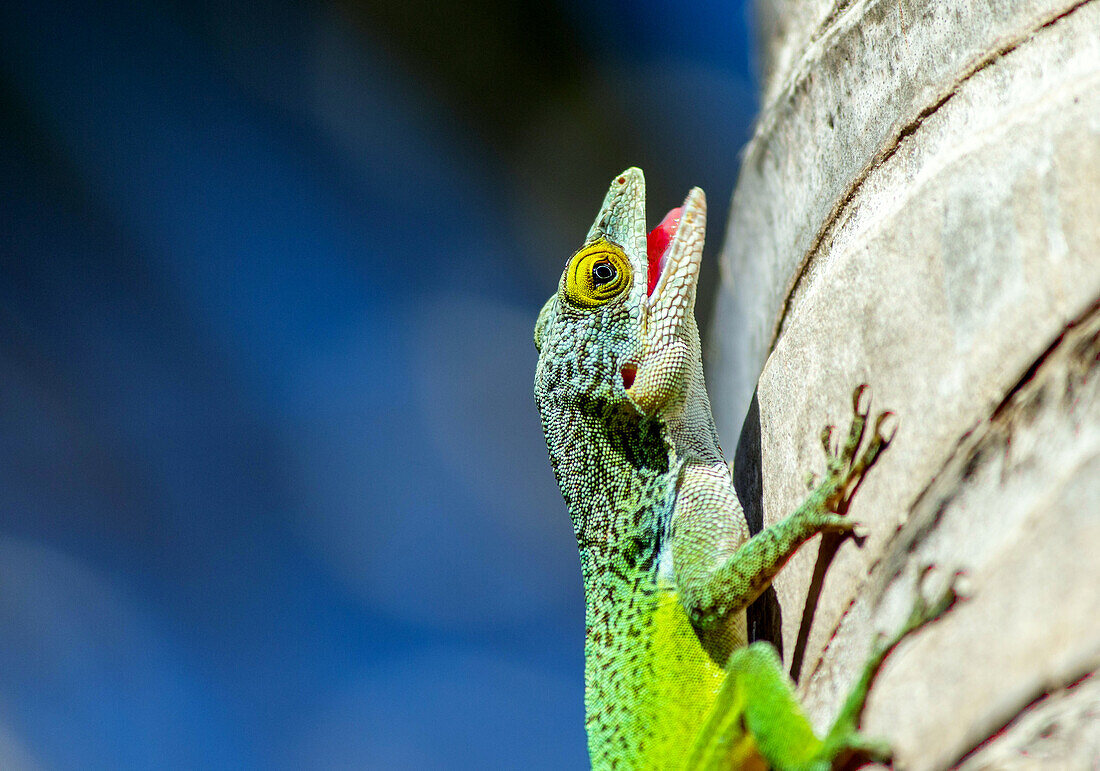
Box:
533 168 956 770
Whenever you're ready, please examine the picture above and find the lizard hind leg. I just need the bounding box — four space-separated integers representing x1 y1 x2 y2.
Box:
684 641 824 771
818 566 964 768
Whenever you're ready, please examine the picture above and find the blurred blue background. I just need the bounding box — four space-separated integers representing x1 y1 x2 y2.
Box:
0 0 755 767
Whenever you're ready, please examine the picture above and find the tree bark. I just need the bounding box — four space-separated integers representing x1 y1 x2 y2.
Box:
711 1 1100 767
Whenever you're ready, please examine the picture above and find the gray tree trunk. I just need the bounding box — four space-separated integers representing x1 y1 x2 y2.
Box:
710 1 1100 767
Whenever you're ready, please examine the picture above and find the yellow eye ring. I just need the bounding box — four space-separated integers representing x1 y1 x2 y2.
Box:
564 240 632 307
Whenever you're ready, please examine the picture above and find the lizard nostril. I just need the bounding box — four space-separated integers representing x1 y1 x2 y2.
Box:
621 365 637 390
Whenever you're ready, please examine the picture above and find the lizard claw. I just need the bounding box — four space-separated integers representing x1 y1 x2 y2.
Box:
812 384 897 515
852 383 871 416
839 406 897 509
876 411 899 444
797 384 897 533
839 385 870 467
910 565 967 629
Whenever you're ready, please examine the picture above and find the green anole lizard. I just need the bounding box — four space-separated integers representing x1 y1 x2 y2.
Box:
533 168 958 770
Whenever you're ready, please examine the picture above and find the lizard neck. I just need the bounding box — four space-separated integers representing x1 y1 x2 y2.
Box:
540 397 724 767
541 397 678 585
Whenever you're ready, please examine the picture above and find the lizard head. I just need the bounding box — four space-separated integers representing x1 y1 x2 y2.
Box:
535 167 706 419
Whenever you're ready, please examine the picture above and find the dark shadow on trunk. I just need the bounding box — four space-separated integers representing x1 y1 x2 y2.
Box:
734 388 784 656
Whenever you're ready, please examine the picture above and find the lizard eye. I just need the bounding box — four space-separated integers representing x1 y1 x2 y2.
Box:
591 262 616 285
564 240 632 307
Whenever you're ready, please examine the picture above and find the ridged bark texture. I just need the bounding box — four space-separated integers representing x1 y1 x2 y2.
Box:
711 1 1100 767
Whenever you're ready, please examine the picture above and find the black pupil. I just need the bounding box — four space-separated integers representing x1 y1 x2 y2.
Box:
592 262 616 285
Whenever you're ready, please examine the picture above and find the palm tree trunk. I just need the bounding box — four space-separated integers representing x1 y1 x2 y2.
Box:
711 1 1100 766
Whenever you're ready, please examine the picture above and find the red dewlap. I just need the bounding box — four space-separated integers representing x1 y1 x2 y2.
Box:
646 207 682 296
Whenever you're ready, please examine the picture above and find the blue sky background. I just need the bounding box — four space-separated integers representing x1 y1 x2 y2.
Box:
0 1 755 767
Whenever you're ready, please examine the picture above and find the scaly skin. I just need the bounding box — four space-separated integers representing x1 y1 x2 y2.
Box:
534 168 957 770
